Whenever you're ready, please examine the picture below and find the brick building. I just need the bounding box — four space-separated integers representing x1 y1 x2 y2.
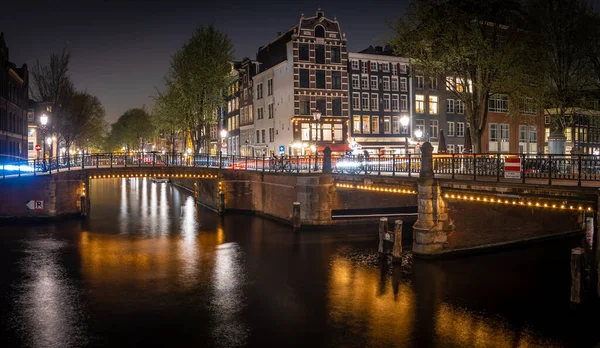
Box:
0 33 29 163
253 9 350 156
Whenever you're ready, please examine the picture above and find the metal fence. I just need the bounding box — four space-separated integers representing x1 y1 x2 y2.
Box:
2 152 600 186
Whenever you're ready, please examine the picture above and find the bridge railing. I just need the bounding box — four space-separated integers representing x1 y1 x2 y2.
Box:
2 151 600 186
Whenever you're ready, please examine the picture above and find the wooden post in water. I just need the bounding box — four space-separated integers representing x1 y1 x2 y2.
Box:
378 217 387 258
292 202 301 231
571 247 584 304
392 220 403 263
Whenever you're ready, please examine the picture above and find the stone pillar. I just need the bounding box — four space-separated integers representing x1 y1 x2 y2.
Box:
295 175 333 225
322 146 332 174
413 142 449 256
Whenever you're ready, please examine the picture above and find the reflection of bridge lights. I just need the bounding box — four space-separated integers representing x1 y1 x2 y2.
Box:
335 182 417 195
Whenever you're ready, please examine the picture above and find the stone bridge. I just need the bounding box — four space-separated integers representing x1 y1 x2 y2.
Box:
0 144 597 257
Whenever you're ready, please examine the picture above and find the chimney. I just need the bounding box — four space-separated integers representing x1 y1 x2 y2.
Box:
277 31 282 36
375 46 383 53
316 8 324 18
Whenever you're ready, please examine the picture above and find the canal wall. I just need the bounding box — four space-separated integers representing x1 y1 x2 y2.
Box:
172 170 418 227
0 171 88 219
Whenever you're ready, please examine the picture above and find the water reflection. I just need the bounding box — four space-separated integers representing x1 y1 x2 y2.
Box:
13 238 87 348
211 242 248 347
0 178 594 347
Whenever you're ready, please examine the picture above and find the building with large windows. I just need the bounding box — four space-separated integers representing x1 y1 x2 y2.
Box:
0 33 29 163
412 72 448 153
238 58 260 156
252 9 349 156
348 46 412 154
481 94 543 154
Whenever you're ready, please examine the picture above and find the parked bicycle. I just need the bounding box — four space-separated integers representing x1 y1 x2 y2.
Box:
269 155 294 173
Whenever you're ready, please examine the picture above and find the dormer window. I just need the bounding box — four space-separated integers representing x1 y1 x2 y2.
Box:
315 25 325 38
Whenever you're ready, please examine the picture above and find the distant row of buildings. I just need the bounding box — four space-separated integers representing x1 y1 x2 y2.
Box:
209 9 598 157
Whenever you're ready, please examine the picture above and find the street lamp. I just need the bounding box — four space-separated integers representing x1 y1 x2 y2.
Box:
39 114 48 168
312 108 322 171
400 116 410 154
414 129 423 155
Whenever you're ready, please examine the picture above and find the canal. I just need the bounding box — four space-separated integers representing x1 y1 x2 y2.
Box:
0 178 598 347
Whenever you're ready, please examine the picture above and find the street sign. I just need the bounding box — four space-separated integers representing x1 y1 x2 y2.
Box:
279 145 285 153
35 144 41 151
504 157 521 179
25 200 44 210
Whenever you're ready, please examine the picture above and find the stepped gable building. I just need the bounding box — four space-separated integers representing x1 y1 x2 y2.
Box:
253 9 350 156
348 45 413 154
0 32 29 163
238 58 260 156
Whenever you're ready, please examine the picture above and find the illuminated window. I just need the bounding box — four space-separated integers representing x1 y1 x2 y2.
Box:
416 95 425 113
429 96 438 114
362 116 370 133
372 116 379 134
384 116 391 133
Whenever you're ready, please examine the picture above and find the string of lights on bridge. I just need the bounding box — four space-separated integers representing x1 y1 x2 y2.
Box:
335 183 417 195
89 173 218 179
443 193 594 212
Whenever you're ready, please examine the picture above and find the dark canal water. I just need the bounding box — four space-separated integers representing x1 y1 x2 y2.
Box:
1 178 599 347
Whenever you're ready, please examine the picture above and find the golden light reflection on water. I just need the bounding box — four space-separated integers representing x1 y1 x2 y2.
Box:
434 302 560 347
328 257 416 346
328 256 561 348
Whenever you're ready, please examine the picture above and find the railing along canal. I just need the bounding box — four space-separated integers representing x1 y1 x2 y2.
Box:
3 152 600 186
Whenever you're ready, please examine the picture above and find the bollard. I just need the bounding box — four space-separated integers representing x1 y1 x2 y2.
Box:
218 191 225 214
292 202 301 231
392 220 403 263
378 217 388 257
571 247 584 304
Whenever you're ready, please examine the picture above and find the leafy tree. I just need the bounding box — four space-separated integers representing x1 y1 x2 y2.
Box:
58 90 106 153
109 108 155 152
152 83 187 159
390 0 531 152
165 24 234 153
528 0 595 152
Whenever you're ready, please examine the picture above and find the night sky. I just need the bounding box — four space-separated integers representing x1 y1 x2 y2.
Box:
1 0 409 123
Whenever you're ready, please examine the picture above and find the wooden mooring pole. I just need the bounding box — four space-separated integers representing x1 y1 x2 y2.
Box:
292 202 301 231
378 217 387 258
571 247 584 304
392 220 403 263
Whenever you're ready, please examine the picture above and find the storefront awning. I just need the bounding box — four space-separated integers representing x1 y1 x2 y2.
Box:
317 144 351 153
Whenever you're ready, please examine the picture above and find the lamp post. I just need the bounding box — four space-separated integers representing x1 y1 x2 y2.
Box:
40 114 48 170
312 108 322 171
414 128 423 154
400 115 410 154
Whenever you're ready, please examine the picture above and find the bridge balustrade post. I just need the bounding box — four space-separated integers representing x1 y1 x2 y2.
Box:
322 147 332 174
97 154 100 169
33 159 37 176
392 154 396 176
496 153 501 182
473 154 477 181
56 157 59 173
153 153 156 167
262 154 265 172
521 154 526 184
408 154 412 178
296 155 300 173
548 154 553 185
68 155 71 171
219 151 223 169
82 155 85 170
451 153 455 179
578 155 582 187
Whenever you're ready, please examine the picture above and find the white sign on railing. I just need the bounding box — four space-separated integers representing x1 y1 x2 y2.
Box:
504 157 521 179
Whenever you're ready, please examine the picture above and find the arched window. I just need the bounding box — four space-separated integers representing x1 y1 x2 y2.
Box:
315 25 325 38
